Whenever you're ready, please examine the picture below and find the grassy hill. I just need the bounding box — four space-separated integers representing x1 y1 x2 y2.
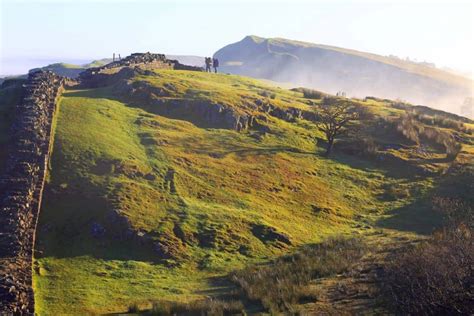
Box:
28 59 113 78
14 56 203 81
0 56 202 84
23 68 474 314
214 36 473 116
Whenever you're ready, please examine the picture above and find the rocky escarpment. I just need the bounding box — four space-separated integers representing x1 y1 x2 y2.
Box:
0 71 64 314
79 53 313 132
117 79 316 132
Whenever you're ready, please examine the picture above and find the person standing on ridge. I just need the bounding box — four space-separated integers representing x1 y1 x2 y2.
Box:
205 57 212 72
213 58 219 73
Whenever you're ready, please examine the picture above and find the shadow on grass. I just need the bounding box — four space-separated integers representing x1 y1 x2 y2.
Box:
64 87 233 130
210 146 316 158
36 183 163 263
201 276 266 314
330 151 423 180
376 165 473 234
36 220 162 263
414 156 452 164
375 200 442 235
62 87 438 183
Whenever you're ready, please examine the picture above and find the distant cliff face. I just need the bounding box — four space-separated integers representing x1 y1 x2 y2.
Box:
214 36 473 115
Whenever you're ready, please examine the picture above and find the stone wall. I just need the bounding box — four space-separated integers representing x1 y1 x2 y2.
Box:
0 70 64 314
79 52 203 88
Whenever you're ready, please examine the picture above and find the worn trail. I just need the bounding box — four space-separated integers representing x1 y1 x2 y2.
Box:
302 231 423 315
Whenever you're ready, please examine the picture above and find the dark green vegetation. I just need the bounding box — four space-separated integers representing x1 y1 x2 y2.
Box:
214 36 473 114
26 69 473 314
0 79 26 170
384 227 473 315
382 167 474 315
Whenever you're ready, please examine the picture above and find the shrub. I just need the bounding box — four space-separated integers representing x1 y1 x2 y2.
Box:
292 87 324 99
338 136 378 157
382 185 410 201
393 114 462 159
364 96 392 103
127 303 140 313
382 227 473 315
303 89 323 99
396 113 420 144
383 188 473 315
354 105 375 121
415 113 467 131
445 140 462 159
258 90 276 99
432 196 474 229
322 95 338 105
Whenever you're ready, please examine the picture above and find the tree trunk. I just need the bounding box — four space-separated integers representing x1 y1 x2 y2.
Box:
325 138 334 156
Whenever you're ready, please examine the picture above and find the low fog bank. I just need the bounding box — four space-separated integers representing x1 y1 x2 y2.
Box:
223 63 472 118
215 36 474 119
285 70 473 118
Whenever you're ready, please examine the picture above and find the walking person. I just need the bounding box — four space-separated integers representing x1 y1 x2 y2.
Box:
205 57 212 72
213 57 219 73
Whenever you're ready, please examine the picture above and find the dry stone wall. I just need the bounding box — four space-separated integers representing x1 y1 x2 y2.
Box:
0 70 64 314
79 52 203 88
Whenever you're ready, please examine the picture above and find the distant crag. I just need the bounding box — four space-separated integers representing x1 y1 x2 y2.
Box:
0 71 64 314
214 36 473 114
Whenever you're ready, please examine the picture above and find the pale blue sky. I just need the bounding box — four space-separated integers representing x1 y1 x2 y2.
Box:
0 0 473 76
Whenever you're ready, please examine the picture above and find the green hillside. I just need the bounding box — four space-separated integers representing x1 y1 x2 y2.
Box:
27 69 474 314
214 36 473 116
28 59 112 78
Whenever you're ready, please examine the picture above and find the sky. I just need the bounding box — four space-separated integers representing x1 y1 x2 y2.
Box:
0 0 473 76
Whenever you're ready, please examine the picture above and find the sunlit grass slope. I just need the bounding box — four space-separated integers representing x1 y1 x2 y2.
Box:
33 70 471 314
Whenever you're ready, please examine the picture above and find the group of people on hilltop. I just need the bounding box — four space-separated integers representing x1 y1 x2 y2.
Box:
205 57 219 73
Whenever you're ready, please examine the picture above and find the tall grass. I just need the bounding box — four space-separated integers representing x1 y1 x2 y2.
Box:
139 299 244 315
382 193 474 315
392 113 462 159
127 237 367 315
231 237 367 313
383 228 473 315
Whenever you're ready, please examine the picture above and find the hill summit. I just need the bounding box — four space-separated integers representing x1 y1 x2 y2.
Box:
214 35 473 116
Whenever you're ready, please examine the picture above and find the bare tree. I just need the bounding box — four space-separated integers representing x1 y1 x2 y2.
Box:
316 102 358 156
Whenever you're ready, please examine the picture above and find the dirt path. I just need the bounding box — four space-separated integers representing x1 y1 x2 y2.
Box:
300 230 424 315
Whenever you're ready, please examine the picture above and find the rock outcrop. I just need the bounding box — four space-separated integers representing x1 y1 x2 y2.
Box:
0 71 64 314
79 52 312 132
116 79 317 132
79 52 203 88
